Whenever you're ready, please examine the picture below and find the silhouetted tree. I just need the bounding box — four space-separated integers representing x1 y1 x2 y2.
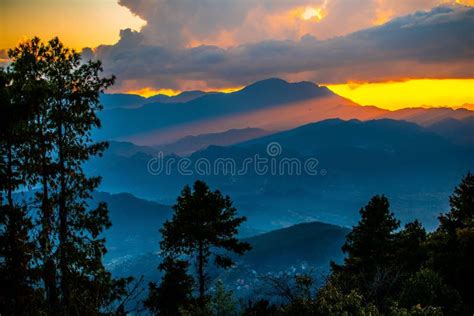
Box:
440 172 474 231
209 279 238 316
427 172 474 313
242 299 279 316
260 271 317 308
394 220 428 275
7 36 59 313
261 272 319 315
42 37 119 314
331 195 400 309
338 195 400 272
160 180 251 308
315 282 379 316
3 37 129 314
398 268 461 313
0 66 41 315
145 257 194 315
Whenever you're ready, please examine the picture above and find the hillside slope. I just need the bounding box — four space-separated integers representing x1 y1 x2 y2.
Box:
88 119 473 230
242 221 349 269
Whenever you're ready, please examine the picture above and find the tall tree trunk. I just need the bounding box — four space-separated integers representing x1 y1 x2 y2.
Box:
59 127 71 311
38 116 58 314
57 107 70 312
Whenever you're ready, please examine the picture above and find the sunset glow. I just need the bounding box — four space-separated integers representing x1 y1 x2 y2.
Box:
301 6 326 21
0 0 146 50
2 1 473 110
213 86 244 94
326 79 474 110
127 80 474 109
127 88 182 98
454 0 474 5
127 86 244 98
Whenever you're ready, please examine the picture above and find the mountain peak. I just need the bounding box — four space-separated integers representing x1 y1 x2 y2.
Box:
247 77 288 86
242 78 316 91
239 78 331 100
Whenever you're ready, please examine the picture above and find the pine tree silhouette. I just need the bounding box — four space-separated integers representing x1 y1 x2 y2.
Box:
159 180 251 308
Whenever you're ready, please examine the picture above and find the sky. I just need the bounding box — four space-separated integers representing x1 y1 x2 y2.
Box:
0 0 145 50
1 0 473 110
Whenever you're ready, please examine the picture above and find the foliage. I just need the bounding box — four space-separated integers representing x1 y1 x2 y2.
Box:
144 257 194 315
241 299 280 316
394 220 428 274
426 172 474 313
159 180 251 308
337 195 400 275
398 268 461 314
0 37 130 315
260 271 318 306
331 195 401 309
209 279 238 316
315 282 380 316
0 52 43 316
388 303 443 316
328 183 473 314
147 174 473 315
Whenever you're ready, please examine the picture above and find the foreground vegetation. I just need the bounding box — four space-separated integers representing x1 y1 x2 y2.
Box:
143 175 474 316
1 38 473 315
0 38 130 315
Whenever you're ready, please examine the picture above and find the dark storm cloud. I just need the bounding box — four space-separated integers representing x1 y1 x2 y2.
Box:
89 5 474 91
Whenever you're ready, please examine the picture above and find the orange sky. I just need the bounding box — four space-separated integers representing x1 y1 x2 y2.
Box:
2 0 473 50
326 79 474 110
1 0 473 110
0 0 145 51
127 86 245 98
124 79 474 111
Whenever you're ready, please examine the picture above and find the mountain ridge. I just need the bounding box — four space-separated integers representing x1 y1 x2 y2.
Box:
97 78 473 145
87 118 473 230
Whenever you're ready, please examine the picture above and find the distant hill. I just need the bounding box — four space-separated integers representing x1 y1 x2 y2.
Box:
382 107 473 126
11 190 173 262
100 93 146 109
238 118 455 158
426 116 474 145
92 192 172 260
108 221 348 281
242 221 349 270
96 78 346 143
87 119 473 230
154 128 272 155
107 128 273 157
107 141 161 157
97 78 473 145
100 90 215 109
93 191 262 262
148 90 214 104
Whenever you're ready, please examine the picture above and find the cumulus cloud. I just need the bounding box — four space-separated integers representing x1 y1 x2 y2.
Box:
118 0 457 47
90 3 474 91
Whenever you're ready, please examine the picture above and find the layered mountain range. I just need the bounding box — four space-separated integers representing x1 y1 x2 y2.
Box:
90 78 473 291
90 79 473 231
98 78 473 145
